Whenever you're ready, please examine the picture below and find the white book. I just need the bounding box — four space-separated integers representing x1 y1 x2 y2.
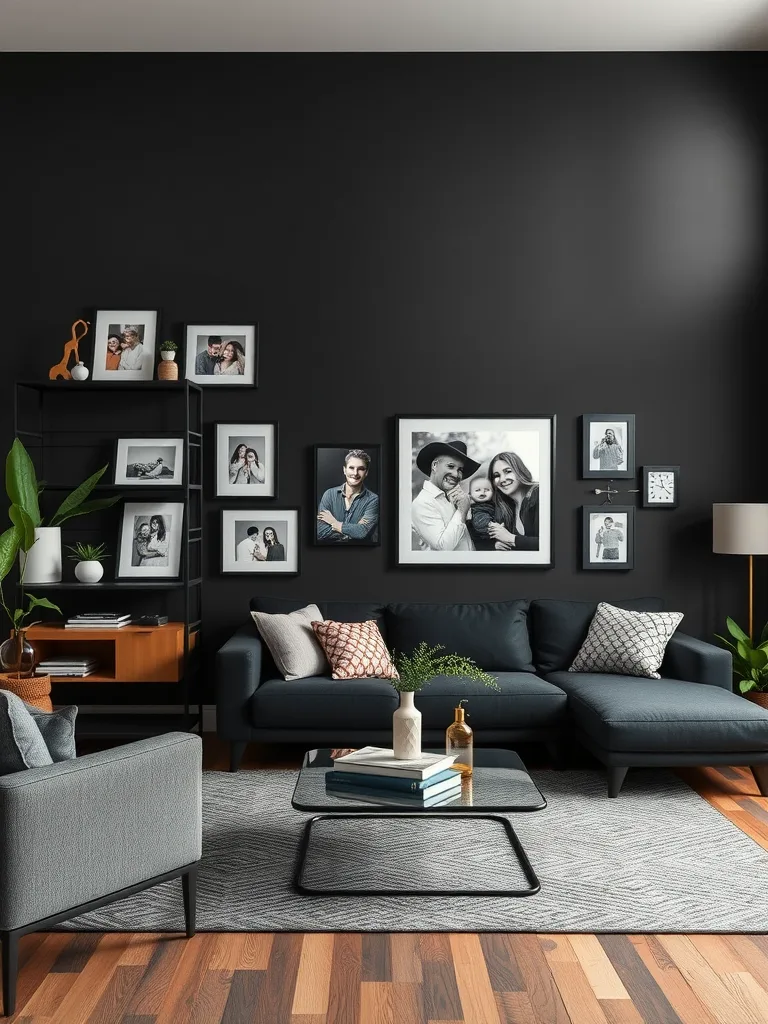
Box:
74 614 131 621
332 746 457 780
64 621 131 628
37 668 95 677
38 663 98 670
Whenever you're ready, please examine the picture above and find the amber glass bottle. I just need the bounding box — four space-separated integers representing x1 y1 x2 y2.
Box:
445 699 473 778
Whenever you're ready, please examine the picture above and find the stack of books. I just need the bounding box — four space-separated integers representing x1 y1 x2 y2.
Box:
65 613 132 629
325 746 463 807
36 656 98 678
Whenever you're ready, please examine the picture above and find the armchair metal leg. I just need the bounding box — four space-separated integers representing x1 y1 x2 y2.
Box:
608 767 628 798
2 928 19 1017
182 865 198 938
750 765 768 797
230 741 247 772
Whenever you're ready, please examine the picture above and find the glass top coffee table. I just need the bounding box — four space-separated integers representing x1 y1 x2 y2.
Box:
291 748 546 897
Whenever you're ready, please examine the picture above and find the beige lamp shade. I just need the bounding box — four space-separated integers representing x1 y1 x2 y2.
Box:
712 503 768 555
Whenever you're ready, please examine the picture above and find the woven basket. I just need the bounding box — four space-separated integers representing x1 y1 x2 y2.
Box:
157 359 179 380
0 673 52 711
746 692 768 711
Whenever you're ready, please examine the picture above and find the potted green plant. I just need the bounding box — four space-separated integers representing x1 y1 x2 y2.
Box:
160 340 178 362
389 642 499 759
716 617 768 709
66 541 110 584
158 340 179 380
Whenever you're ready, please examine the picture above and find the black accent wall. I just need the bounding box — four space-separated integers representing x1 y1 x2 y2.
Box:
5 54 767 692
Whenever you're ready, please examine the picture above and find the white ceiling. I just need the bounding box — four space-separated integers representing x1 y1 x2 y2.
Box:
1 0 768 51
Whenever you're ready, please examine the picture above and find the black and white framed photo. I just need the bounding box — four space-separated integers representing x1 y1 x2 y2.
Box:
114 438 184 486
582 414 635 479
215 422 277 498
91 309 158 381
117 501 184 578
397 415 555 567
220 508 299 575
184 324 258 386
314 445 380 546
582 505 635 570
642 465 679 509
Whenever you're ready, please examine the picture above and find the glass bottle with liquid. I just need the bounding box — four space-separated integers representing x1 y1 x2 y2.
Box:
446 699 473 778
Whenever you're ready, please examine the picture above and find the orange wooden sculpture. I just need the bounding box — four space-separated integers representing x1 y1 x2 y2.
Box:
48 319 89 380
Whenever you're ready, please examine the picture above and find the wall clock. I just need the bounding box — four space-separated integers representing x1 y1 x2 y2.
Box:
642 466 679 509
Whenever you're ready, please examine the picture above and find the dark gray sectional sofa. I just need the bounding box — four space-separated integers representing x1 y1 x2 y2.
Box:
216 596 768 796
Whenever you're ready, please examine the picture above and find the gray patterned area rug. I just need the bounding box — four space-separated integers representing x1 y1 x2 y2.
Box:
64 768 768 933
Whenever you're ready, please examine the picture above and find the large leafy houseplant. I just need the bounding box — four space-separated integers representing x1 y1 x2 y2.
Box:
715 617 768 695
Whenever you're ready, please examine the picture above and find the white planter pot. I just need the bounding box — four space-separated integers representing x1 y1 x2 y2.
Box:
74 560 104 583
160 351 176 361
71 362 89 381
392 690 422 760
20 527 62 584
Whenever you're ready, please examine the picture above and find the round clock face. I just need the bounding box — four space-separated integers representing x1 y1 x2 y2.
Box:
648 471 675 503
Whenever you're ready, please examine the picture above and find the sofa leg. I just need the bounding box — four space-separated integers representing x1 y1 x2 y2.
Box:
2 928 19 1017
545 738 567 770
230 741 247 773
608 767 628 798
750 765 768 797
182 865 198 938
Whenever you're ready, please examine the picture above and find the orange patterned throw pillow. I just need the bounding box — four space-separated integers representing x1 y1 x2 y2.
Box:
311 619 398 680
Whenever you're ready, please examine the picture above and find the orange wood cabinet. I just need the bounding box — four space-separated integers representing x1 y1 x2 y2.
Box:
25 623 197 683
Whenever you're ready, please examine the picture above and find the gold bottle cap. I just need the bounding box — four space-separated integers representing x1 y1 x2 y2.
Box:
455 698 468 723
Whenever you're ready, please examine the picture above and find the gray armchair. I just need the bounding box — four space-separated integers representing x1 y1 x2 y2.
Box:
0 732 202 1016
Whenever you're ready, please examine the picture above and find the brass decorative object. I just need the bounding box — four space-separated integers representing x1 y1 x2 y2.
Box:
49 319 89 380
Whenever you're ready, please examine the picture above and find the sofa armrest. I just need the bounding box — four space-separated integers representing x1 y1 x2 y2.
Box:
216 623 263 741
0 732 202 931
661 632 733 691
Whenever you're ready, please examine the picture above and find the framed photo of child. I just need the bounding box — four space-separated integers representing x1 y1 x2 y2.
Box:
396 415 555 567
314 445 381 546
582 505 635 570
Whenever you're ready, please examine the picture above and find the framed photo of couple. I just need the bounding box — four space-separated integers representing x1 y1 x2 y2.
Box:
91 309 158 381
184 324 259 386
215 423 277 498
220 509 300 575
116 501 184 578
396 415 555 567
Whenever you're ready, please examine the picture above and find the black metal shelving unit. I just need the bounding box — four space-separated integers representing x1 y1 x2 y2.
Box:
14 380 204 738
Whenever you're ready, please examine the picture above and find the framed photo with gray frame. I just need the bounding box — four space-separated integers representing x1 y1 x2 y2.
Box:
581 414 635 479
582 505 635 570
220 508 300 575
313 444 381 546
215 422 277 498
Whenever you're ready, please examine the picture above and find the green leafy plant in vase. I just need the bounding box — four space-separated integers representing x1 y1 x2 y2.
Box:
389 642 499 760
66 541 110 584
158 339 179 379
716 617 768 709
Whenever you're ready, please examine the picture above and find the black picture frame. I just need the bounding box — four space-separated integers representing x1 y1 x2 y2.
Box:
582 505 635 570
642 465 680 509
219 507 300 576
312 444 382 547
214 421 279 499
581 414 635 479
116 501 185 579
183 323 259 387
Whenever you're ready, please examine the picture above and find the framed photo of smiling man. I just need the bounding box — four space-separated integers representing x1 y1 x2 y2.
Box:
314 445 380 546
397 415 555 567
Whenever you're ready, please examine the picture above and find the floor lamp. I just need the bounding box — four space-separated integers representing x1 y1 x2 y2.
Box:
713 503 768 641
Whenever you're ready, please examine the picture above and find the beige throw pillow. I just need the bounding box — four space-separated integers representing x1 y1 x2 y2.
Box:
250 604 329 680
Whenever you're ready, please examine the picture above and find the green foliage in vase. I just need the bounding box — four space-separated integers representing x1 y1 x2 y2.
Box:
390 641 500 694
66 542 110 563
715 617 768 694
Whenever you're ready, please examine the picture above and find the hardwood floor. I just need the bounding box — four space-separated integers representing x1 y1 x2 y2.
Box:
3 743 768 1024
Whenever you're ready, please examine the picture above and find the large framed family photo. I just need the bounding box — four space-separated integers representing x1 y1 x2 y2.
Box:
581 413 635 479
116 501 184 578
397 415 555 567
220 508 299 575
314 445 380 546
215 422 277 498
184 324 258 386
582 505 635 570
91 309 158 381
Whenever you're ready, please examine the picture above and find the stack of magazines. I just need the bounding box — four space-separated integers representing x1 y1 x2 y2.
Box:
36 656 98 677
325 746 463 807
65 613 132 629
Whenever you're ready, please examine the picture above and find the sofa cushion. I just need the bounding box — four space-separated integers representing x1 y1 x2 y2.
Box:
251 604 329 680
385 601 534 672
250 676 399 730
413 672 566 731
569 603 684 679
547 671 768 753
24 702 78 762
0 690 54 775
530 598 664 674
312 620 398 680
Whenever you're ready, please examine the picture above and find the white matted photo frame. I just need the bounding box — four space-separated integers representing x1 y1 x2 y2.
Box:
397 415 555 567
581 414 635 479
117 501 184 578
220 508 299 575
184 324 258 386
91 309 158 381
582 505 635 570
114 438 184 486
215 422 277 498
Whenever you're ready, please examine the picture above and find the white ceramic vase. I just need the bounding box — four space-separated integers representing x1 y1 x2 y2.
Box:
20 527 62 584
393 690 422 760
71 362 89 381
160 351 176 361
74 560 104 583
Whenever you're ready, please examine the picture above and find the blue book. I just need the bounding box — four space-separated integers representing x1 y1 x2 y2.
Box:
325 767 460 793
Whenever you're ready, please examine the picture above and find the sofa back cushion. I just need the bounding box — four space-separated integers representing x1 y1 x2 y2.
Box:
385 600 534 672
530 597 665 674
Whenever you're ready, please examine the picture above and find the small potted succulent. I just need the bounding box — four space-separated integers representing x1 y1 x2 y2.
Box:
66 541 110 584
716 617 768 709
158 340 179 380
160 340 178 362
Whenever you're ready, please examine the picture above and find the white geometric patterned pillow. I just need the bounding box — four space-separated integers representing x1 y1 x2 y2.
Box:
569 602 684 679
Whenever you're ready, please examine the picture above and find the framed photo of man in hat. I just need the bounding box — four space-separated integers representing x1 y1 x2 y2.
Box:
397 415 555 567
